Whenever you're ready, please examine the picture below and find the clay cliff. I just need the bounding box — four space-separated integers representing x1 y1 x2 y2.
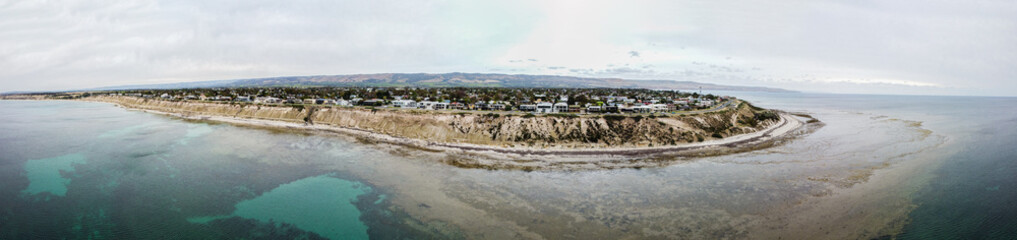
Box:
88 96 780 149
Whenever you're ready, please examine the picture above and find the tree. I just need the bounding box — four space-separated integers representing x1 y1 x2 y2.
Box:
571 95 588 105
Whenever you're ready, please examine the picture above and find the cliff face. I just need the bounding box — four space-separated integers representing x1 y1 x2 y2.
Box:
90 96 777 149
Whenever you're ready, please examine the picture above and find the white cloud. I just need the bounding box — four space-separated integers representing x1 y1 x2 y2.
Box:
0 0 1014 96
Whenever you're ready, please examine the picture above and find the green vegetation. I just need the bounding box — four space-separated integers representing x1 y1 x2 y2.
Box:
602 115 627 121
755 111 780 122
545 113 578 118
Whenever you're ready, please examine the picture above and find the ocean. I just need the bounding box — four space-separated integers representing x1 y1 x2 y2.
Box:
0 93 1014 239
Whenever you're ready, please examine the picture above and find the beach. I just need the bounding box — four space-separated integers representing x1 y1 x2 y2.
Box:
97 100 809 170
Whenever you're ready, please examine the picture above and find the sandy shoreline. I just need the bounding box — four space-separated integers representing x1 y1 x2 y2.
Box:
101 100 809 169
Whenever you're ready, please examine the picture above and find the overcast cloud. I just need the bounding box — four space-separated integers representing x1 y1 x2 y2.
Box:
1 0 1015 96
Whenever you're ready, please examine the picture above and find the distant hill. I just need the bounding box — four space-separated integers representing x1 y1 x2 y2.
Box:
89 73 792 92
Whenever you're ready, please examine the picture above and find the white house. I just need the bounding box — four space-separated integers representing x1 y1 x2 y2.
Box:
652 104 669 112
418 101 446 110
697 100 714 107
392 100 417 109
633 105 653 113
536 102 554 113
553 102 569 113
256 97 280 104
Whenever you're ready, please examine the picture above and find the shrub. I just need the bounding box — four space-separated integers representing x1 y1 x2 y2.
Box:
602 115 627 121
546 113 578 118
522 113 536 118
755 111 780 121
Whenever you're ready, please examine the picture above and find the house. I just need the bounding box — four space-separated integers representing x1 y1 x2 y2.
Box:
518 104 537 112
568 105 582 113
604 105 619 113
417 101 441 110
697 100 714 107
392 100 417 108
335 99 352 106
256 97 280 104
536 102 554 113
361 99 384 106
490 103 507 111
587 106 601 113
651 104 669 112
553 103 569 113
632 105 653 113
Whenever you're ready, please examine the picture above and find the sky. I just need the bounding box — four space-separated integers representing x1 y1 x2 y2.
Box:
1 0 1015 96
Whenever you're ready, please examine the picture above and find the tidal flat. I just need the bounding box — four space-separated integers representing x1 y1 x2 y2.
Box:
1 93 1015 239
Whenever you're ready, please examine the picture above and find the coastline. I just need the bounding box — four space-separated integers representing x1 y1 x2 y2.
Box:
90 99 811 170
3 96 959 240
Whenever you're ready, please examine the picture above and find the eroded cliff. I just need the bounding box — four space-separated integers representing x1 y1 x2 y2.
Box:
89 96 779 149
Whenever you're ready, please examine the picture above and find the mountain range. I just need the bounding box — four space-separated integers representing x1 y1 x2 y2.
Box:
88 73 791 92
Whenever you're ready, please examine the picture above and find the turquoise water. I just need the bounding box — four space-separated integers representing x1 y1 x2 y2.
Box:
189 174 372 240
0 101 392 239
1 95 1016 239
22 154 87 197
